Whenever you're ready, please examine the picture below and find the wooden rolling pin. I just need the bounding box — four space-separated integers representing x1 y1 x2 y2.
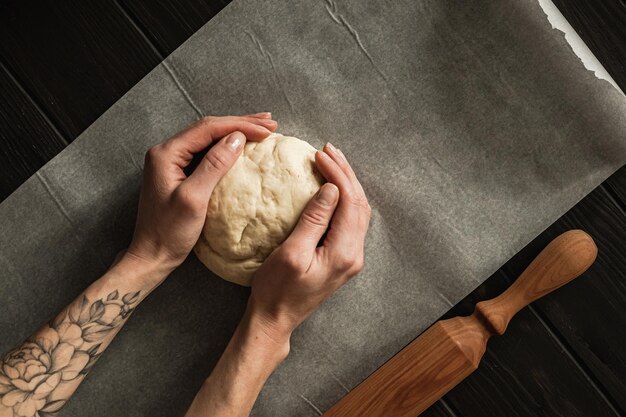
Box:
323 229 597 417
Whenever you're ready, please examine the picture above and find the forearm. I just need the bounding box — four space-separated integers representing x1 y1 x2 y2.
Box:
0 255 169 417
184 309 290 417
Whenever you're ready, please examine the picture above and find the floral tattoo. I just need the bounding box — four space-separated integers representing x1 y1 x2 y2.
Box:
0 290 140 417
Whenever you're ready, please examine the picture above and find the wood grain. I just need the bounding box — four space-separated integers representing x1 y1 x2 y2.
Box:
0 0 161 138
419 401 457 417
0 64 67 200
500 183 626 413
118 0 231 56
323 319 488 417
444 303 621 417
324 231 599 417
552 0 626 91
475 230 597 335
430 172 626 417
604 165 626 208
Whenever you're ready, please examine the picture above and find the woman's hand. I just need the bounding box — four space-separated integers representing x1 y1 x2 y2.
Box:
249 142 371 346
127 113 277 276
0 115 281 417
184 142 370 417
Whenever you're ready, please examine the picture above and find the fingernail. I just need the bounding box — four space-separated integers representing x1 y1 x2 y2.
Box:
317 183 338 206
337 148 346 160
326 142 337 153
225 131 245 150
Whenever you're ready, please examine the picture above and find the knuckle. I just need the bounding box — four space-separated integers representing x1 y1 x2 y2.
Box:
203 150 230 172
199 115 214 125
351 256 364 275
346 192 365 208
145 145 162 164
334 253 355 272
278 251 306 273
193 116 215 130
301 207 329 228
352 195 370 211
173 186 202 212
364 199 372 214
358 200 371 219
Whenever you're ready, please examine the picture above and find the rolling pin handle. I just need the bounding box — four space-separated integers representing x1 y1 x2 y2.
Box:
474 229 597 336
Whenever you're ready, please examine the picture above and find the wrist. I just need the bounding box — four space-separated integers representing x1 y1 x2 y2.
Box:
237 305 292 363
126 238 186 272
109 251 173 290
246 295 299 343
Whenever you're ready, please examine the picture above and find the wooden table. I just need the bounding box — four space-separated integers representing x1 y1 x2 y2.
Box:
0 1 624 415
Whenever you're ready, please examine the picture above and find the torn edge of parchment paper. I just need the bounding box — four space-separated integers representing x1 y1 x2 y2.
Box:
538 0 623 95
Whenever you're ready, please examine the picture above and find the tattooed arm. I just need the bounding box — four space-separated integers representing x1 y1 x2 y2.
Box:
185 143 371 417
0 257 166 417
0 114 277 417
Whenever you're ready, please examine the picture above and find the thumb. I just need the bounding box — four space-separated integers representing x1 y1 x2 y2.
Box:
284 183 339 252
183 131 246 202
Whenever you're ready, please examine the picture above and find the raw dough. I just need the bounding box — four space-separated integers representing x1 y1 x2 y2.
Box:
194 133 324 286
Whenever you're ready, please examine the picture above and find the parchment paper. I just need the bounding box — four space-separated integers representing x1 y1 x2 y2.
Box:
1 0 625 415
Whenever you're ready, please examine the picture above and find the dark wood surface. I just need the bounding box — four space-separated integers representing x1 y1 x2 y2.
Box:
0 1 624 416
0 0 161 139
426 177 626 417
0 61 67 198
117 0 230 56
552 0 626 90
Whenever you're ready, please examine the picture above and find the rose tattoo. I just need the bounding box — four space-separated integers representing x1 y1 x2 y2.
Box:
0 290 140 417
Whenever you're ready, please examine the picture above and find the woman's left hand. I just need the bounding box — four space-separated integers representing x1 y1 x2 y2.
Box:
127 113 277 275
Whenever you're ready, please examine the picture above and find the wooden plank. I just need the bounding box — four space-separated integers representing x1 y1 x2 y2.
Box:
0 63 67 200
499 182 626 413
421 401 458 417
552 0 626 91
118 0 231 56
0 0 161 139
445 305 620 417
603 166 626 208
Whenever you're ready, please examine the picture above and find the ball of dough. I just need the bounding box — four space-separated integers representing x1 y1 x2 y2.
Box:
194 133 324 286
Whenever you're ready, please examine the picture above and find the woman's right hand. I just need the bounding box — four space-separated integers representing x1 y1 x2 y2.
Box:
248 142 371 345
184 142 370 417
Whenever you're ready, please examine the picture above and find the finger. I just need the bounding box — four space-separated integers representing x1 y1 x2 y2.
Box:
322 143 371 242
206 114 277 128
283 183 339 255
323 143 368 204
222 115 277 129
192 115 277 135
180 131 246 203
165 117 275 158
314 151 361 260
320 146 370 280
244 112 272 119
